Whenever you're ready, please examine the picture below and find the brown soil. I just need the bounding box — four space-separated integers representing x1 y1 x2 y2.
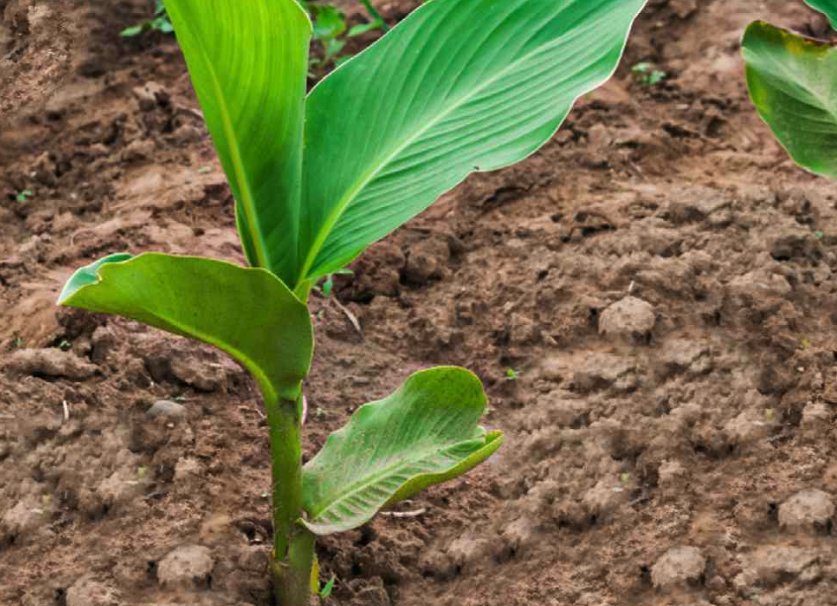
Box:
2 0 837 605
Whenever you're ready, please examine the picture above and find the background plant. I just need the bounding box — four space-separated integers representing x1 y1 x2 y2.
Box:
59 0 647 603
121 0 386 72
742 0 837 182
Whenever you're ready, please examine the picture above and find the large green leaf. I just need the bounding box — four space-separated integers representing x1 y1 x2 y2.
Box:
805 0 837 30
298 0 647 281
164 0 311 287
743 21 837 179
301 367 502 534
58 253 313 402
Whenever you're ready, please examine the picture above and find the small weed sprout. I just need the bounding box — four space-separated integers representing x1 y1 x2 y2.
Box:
632 62 666 86
505 368 520 381
15 189 33 203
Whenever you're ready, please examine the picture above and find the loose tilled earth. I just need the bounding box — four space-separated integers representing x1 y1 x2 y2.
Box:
2 0 837 604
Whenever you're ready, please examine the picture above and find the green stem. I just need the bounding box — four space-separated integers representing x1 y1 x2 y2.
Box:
267 396 315 605
355 0 390 31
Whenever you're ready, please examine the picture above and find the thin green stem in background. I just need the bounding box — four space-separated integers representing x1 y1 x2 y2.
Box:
355 0 389 31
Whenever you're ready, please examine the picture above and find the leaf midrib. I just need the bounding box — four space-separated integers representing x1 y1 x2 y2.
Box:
194 24 269 270
299 2 617 280
306 437 481 522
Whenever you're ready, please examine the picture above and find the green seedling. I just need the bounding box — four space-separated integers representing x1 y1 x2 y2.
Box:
742 1 837 181
814 231 824 240
631 62 666 86
58 339 72 352
318 269 353 298
121 0 173 37
57 0 646 603
15 189 33 203
505 368 520 381
319 575 336 598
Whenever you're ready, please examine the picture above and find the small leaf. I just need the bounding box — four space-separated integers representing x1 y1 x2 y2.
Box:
120 24 144 37
313 5 347 40
59 253 313 402
321 576 336 598
301 367 502 535
348 18 384 37
742 21 837 179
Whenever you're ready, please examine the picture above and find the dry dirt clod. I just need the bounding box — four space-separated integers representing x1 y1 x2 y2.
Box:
157 545 215 589
147 399 187 419
736 546 821 589
778 489 835 533
651 546 706 589
5 347 97 380
65 575 120 606
598 295 655 342
351 585 392 606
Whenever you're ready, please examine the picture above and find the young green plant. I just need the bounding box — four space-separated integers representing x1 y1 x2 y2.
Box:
742 0 837 182
58 0 646 603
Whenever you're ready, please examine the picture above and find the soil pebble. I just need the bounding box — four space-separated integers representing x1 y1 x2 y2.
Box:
157 545 214 589
598 295 655 342
65 575 120 606
5 348 97 380
651 546 706 589
778 489 835 533
147 399 187 419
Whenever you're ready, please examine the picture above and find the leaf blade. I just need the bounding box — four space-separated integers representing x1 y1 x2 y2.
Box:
742 20 837 180
58 253 313 402
299 0 647 280
301 367 502 535
165 0 311 286
805 0 837 30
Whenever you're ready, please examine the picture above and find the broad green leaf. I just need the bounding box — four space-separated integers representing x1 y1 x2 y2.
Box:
743 21 837 179
299 0 647 281
58 253 313 402
301 367 503 534
805 0 837 30
164 0 311 287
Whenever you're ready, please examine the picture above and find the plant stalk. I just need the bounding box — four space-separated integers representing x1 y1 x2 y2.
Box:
267 396 316 605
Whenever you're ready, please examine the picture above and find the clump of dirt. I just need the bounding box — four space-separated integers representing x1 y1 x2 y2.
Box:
1 0 837 605
0 0 88 125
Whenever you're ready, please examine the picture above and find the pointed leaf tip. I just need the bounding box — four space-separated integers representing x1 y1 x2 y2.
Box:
58 253 133 305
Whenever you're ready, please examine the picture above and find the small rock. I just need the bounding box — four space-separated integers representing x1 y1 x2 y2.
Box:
147 400 187 419
157 545 214 589
651 546 706 589
66 575 120 606
778 489 835 533
6 348 97 380
598 296 655 342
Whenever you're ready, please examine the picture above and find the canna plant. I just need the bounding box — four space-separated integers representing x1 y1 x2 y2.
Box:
742 0 837 181
58 0 647 603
